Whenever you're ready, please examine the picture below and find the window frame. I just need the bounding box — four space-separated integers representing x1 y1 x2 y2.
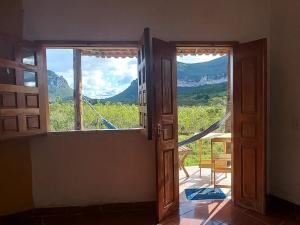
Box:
40 40 238 134
41 41 142 133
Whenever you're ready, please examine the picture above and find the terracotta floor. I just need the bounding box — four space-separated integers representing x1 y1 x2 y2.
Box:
4 167 299 224
8 199 299 225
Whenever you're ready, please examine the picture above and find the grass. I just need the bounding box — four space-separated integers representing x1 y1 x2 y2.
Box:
49 100 227 166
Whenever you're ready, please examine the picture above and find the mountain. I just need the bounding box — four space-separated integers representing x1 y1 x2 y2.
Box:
103 56 228 105
103 79 138 104
47 70 73 102
47 56 228 105
177 56 228 87
103 78 227 106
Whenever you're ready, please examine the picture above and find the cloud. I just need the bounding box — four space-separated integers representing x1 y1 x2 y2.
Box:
177 54 223 64
46 49 138 99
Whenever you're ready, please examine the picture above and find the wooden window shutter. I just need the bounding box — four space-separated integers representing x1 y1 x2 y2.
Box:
138 28 152 139
0 36 48 141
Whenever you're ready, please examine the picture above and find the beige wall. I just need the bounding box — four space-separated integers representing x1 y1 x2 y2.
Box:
30 130 155 207
21 0 277 208
23 0 269 42
269 1 300 205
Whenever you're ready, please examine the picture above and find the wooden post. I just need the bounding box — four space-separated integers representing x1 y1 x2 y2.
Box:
73 49 83 130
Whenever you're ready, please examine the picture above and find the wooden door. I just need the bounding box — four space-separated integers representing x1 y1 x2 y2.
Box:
0 36 48 141
138 28 152 139
152 38 178 221
233 39 267 214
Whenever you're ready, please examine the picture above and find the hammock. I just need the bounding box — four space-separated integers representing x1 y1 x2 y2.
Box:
82 96 230 142
178 112 231 147
83 96 118 129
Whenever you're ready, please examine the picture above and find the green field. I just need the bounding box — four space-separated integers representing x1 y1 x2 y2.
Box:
49 100 226 166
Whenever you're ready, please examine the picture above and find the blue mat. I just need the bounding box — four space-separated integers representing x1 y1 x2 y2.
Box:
185 188 226 200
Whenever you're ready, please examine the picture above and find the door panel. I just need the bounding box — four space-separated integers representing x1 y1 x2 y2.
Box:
233 39 267 214
0 36 48 141
153 38 178 221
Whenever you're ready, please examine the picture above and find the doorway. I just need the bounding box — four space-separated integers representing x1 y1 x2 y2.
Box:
176 47 233 203
151 38 267 222
136 29 267 222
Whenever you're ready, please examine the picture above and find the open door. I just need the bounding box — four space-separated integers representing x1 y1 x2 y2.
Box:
152 38 178 221
233 39 267 214
0 35 48 141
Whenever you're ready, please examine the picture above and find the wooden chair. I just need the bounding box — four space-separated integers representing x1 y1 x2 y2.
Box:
211 153 232 188
178 146 193 177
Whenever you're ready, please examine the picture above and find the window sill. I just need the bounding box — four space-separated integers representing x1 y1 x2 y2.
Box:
46 128 143 136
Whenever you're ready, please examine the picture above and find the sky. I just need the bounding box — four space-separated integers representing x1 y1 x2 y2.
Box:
46 49 221 99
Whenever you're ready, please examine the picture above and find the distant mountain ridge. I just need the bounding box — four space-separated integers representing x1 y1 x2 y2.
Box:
104 56 228 105
47 56 228 105
177 56 228 87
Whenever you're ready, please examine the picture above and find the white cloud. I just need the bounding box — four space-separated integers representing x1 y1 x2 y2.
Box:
81 56 137 99
177 54 223 64
47 49 138 99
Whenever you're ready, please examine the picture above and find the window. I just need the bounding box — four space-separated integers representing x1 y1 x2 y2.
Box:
46 47 139 132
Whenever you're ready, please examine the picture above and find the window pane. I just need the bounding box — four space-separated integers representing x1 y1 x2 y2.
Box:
46 49 75 131
0 67 16 85
46 48 139 131
22 48 36 65
81 55 139 129
24 71 37 87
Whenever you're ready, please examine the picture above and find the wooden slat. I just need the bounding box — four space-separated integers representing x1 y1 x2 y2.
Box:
0 58 38 72
0 108 39 116
0 84 39 94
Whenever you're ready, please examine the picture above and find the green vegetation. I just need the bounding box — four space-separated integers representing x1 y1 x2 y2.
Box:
47 56 229 166
49 98 226 166
177 83 227 106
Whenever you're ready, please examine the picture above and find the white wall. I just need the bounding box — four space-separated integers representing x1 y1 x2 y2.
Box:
23 0 273 207
23 0 269 42
30 130 155 207
269 0 300 205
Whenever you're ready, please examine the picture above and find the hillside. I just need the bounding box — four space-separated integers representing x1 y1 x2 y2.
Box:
103 79 138 104
177 56 228 87
47 56 228 105
48 70 73 102
104 56 228 105
104 78 227 106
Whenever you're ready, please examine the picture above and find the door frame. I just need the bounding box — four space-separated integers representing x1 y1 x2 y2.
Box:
170 40 268 214
171 40 237 201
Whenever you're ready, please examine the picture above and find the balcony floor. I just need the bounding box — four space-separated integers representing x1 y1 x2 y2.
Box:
179 166 231 202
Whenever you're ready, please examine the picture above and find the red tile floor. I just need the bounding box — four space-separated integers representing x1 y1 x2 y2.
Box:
161 199 300 225
2 165 299 225
3 199 299 225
